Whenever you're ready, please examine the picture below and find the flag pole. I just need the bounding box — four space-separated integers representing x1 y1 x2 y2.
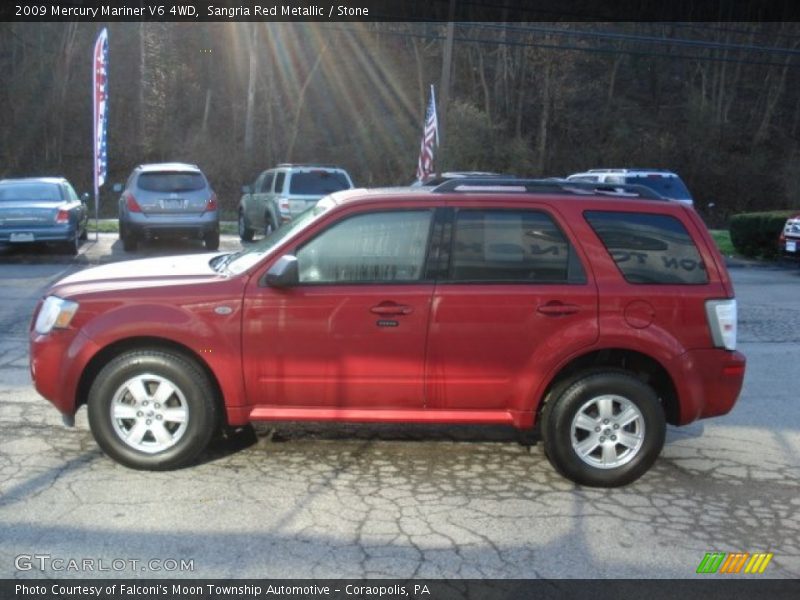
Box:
92 32 98 242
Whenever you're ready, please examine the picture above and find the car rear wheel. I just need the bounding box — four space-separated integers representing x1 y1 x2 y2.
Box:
238 210 254 242
120 221 138 252
62 230 80 255
204 229 220 251
87 349 218 470
264 214 277 237
541 371 665 487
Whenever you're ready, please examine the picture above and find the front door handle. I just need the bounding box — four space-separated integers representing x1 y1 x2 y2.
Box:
370 302 413 316
537 301 580 316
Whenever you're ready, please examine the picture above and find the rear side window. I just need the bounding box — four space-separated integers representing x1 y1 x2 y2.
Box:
274 172 286 194
137 172 206 192
585 211 708 284
258 172 274 193
289 171 351 195
449 209 584 283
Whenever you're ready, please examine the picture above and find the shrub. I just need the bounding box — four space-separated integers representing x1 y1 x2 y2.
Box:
729 210 798 258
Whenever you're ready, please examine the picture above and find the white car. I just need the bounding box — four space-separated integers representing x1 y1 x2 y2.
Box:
566 169 694 206
780 214 800 255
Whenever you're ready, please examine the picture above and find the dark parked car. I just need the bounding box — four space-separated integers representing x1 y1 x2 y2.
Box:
117 163 219 251
30 179 744 487
0 177 88 254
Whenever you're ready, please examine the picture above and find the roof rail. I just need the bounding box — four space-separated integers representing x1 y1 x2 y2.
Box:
431 178 666 200
276 163 341 169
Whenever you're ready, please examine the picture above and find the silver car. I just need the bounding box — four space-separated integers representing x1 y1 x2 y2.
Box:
117 163 219 251
238 164 353 241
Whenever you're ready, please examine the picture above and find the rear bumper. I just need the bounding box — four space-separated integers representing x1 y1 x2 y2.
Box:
672 349 746 424
124 212 218 239
0 224 76 243
781 236 800 256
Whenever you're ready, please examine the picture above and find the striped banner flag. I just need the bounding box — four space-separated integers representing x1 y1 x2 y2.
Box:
416 84 439 182
93 27 108 192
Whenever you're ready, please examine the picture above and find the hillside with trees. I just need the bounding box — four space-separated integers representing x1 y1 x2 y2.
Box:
2 21 800 225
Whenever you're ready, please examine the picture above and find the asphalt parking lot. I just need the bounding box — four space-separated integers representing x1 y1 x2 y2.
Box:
0 237 798 579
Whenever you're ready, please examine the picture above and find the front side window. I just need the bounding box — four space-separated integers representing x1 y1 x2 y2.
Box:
297 211 432 284
585 211 708 284
449 210 578 283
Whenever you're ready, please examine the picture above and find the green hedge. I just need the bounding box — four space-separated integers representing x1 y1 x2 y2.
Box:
729 210 798 258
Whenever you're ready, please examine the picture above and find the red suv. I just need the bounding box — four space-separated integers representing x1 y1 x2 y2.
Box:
29 180 745 487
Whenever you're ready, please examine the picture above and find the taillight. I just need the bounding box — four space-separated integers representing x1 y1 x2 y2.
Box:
125 193 141 213
277 197 290 215
55 209 70 224
705 299 737 351
206 193 218 211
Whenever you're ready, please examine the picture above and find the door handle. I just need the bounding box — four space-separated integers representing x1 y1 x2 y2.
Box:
537 302 580 316
370 303 413 316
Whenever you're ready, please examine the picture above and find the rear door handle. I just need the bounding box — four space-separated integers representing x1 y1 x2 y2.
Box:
370 303 413 316
537 302 580 316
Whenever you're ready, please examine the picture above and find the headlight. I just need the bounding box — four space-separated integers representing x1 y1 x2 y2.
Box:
35 296 79 334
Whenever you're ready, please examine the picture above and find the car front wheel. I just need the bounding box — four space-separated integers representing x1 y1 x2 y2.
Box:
87 349 218 470
541 371 665 487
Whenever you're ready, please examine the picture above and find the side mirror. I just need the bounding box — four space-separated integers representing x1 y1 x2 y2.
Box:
81 192 90 203
112 183 123 193
265 255 299 288
241 185 252 194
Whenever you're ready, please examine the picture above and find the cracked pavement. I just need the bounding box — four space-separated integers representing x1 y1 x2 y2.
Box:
1 239 799 579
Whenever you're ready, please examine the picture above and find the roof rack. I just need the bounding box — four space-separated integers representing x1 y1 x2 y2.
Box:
275 163 341 169
431 178 666 200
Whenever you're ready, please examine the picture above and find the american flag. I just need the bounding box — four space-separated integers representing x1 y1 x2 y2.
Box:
93 28 108 190
416 85 438 182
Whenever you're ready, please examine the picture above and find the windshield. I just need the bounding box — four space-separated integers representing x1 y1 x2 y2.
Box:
0 182 62 202
223 202 332 275
137 172 206 193
289 171 351 195
623 175 692 201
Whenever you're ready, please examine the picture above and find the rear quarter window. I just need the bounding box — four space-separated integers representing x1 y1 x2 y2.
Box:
585 211 708 284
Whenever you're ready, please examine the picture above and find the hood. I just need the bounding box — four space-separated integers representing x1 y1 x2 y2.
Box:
50 253 227 298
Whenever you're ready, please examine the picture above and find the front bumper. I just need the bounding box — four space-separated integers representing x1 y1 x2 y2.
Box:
30 327 99 418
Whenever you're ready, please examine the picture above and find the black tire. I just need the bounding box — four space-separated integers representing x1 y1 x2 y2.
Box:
238 210 254 242
87 349 219 470
62 229 80 255
264 214 277 238
541 371 665 487
120 222 138 252
79 224 89 241
204 229 220 251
